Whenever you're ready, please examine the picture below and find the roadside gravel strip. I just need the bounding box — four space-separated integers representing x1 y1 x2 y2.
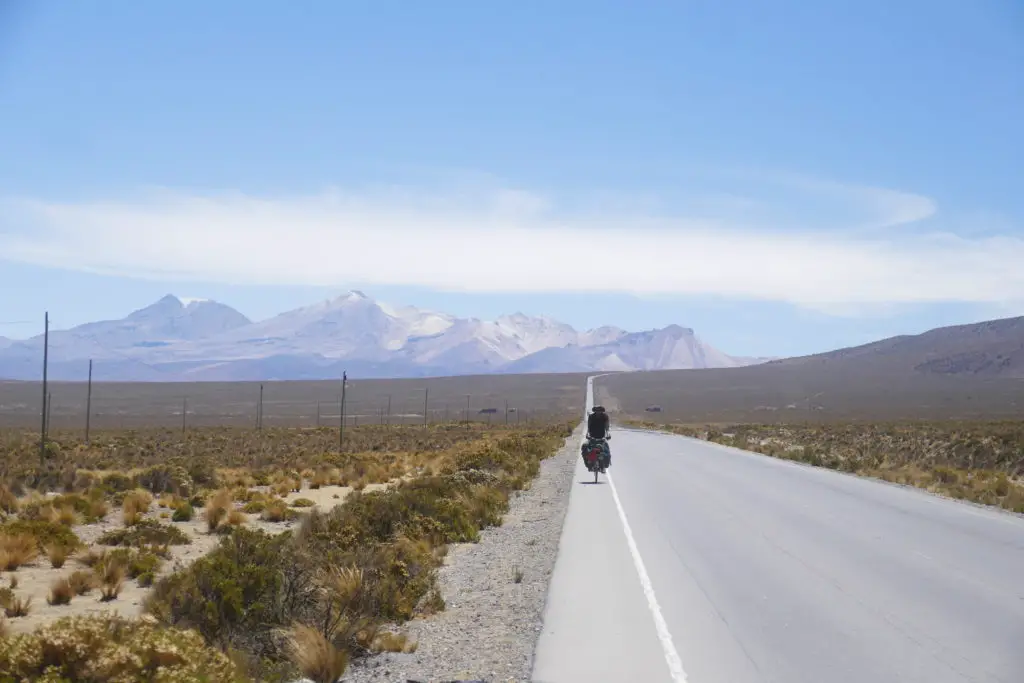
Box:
343 425 583 683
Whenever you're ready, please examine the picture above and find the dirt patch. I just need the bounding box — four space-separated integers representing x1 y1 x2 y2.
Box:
4 482 393 635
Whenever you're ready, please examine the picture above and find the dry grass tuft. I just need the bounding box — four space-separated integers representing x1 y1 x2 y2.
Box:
0 534 39 570
46 542 71 568
122 489 152 526
55 504 80 526
371 630 417 654
47 577 74 606
0 486 14 515
226 509 247 527
3 593 31 618
99 561 125 601
204 489 233 533
68 569 96 595
288 623 348 683
260 498 290 522
75 547 105 568
86 496 110 522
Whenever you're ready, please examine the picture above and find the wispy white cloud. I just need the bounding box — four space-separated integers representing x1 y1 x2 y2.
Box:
0 175 1021 312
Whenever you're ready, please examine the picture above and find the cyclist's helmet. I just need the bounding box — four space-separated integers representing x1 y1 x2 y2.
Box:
592 405 606 412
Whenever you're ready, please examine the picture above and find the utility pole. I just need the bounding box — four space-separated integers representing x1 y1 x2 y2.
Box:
85 359 93 445
465 394 470 430
39 312 49 466
46 392 52 434
423 388 429 427
339 371 347 452
257 384 264 431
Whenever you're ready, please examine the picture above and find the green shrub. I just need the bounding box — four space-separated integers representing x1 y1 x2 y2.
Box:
0 613 245 682
136 464 194 496
290 498 315 508
242 499 267 514
1 519 82 551
100 472 134 495
97 519 191 547
172 501 194 522
146 528 289 652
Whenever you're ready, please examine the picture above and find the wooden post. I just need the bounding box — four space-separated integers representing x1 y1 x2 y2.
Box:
85 359 93 444
39 311 49 465
339 371 347 452
257 384 264 431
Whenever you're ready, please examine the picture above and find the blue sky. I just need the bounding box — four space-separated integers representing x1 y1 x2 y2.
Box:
1 1 1022 357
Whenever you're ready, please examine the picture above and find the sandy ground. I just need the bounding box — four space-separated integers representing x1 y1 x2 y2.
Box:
4 481 391 635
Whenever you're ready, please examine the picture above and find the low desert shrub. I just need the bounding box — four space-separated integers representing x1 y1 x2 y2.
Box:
260 498 291 522
97 518 191 547
1 518 82 551
136 463 193 496
0 614 246 682
242 499 267 514
146 528 290 652
172 501 194 522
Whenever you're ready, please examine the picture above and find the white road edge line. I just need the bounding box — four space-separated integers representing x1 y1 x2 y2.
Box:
607 470 688 683
587 373 687 683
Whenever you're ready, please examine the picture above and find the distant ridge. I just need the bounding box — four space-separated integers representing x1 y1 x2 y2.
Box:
0 292 760 381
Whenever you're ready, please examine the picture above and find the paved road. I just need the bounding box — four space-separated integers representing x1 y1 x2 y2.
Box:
532 378 1024 682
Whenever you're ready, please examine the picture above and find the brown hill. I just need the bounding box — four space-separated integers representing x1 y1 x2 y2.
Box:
768 315 1024 378
601 316 1024 423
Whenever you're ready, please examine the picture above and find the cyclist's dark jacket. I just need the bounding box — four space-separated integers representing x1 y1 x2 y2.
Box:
587 411 610 438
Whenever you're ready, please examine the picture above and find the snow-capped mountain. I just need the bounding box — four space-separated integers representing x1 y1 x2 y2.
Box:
9 295 251 358
499 325 740 374
0 292 762 380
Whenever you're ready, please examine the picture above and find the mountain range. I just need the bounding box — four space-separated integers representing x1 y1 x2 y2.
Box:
0 292 769 381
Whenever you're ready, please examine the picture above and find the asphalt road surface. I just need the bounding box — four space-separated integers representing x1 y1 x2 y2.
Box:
532 378 1024 683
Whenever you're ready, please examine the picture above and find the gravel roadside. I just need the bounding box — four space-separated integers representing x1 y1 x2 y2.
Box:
342 424 582 683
